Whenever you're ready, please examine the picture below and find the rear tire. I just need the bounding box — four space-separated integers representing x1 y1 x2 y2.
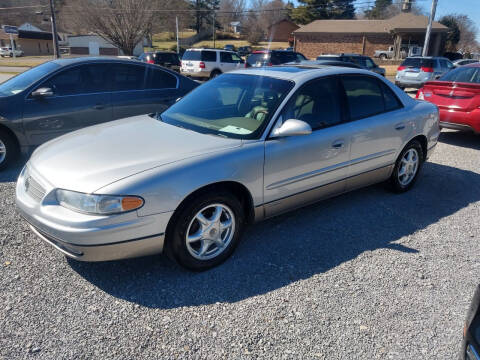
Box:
380 54 387 60
0 129 19 171
166 191 245 271
387 140 424 193
210 70 221 79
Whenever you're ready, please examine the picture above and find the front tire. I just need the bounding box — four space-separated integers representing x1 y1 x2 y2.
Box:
0 129 19 171
166 191 245 271
380 54 387 60
388 140 424 193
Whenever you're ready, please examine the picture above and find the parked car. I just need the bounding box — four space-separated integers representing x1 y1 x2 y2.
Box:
237 46 252 57
416 63 480 133
0 57 198 170
0 46 24 57
461 284 480 360
287 59 362 69
16 66 439 270
453 59 479 67
138 51 181 72
443 52 463 61
284 47 294 51
180 48 244 79
395 56 454 89
223 44 236 51
374 46 407 60
316 54 385 76
245 50 306 67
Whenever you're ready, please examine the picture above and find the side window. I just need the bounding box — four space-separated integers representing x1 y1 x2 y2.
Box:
280 77 342 130
342 75 384 120
111 64 146 91
365 58 376 69
231 53 242 62
83 64 110 93
220 52 234 63
41 66 83 96
202 51 217 62
446 60 454 70
145 67 177 89
381 82 403 111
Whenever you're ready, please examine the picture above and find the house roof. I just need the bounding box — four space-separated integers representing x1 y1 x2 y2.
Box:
268 19 300 30
294 13 448 34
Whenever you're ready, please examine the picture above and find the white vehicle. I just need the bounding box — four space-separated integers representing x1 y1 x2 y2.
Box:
181 48 244 79
0 46 24 57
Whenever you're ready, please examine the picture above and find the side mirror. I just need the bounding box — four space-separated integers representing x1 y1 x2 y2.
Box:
434 74 441 80
31 87 53 98
175 97 182 102
271 119 312 138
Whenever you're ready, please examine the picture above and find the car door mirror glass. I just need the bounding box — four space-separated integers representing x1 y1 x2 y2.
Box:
31 87 54 98
270 119 312 138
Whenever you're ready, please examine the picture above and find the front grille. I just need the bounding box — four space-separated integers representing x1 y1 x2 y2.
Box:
25 175 46 202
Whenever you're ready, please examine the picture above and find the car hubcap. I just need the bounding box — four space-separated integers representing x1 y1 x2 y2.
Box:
186 204 235 260
398 148 419 186
0 139 6 164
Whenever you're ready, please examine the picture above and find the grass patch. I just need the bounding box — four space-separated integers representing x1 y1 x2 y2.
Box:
0 56 53 67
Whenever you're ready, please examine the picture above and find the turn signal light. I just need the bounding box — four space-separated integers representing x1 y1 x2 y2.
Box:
147 59 155 64
122 197 144 211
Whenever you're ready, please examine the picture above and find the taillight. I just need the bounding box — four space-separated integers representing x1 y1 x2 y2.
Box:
199 61 205 69
244 61 247 68
147 59 154 64
397 65 406 71
421 66 434 73
416 88 424 100
267 62 273 66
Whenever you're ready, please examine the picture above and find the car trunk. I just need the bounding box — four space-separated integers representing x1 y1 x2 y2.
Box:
422 81 480 112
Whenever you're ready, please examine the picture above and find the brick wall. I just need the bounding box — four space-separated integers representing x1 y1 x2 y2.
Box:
267 21 300 42
295 33 393 59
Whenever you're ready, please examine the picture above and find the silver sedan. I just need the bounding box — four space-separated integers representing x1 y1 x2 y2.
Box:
16 66 440 270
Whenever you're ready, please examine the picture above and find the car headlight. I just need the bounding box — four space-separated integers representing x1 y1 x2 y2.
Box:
56 189 144 215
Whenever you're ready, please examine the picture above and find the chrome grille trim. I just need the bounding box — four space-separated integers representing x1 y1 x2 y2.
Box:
25 175 46 202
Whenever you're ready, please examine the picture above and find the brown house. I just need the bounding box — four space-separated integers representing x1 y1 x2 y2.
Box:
267 19 299 43
0 29 59 56
293 13 448 59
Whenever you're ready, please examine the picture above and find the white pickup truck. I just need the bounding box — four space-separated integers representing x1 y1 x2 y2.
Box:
374 46 408 60
0 46 24 57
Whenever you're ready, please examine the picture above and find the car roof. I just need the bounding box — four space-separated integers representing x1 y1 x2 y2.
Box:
51 56 141 66
252 49 300 54
185 48 233 53
231 65 378 82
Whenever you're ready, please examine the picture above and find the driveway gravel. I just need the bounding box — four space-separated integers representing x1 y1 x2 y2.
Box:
1 129 479 359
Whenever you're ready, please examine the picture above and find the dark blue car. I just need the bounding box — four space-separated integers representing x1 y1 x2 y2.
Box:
0 57 198 170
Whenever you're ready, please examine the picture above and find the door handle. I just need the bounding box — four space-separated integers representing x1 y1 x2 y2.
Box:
395 123 405 130
93 104 105 110
332 140 344 149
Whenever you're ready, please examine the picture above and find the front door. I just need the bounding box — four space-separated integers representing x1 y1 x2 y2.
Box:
263 77 352 217
23 63 112 146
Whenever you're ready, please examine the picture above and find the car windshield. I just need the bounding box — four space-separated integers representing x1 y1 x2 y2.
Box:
439 66 480 83
0 61 60 96
159 73 294 139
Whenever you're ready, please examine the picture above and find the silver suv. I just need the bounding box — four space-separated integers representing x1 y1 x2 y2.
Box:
180 48 244 79
395 56 454 89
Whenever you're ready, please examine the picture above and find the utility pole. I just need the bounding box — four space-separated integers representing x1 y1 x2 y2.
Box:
422 0 438 57
49 0 60 58
176 16 179 54
212 11 216 48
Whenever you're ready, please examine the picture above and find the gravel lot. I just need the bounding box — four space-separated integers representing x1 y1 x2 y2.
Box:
1 130 479 359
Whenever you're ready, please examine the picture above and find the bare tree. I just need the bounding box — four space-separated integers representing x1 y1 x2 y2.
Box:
218 0 246 32
71 0 157 55
455 14 479 54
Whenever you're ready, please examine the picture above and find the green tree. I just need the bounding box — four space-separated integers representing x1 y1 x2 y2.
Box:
439 15 461 52
191 0 220 34
290 0 355 24
364 0 392 19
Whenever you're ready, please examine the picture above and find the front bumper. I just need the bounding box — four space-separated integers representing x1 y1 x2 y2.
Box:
16 165 173 262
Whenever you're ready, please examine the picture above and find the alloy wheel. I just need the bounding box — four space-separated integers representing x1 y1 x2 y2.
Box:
398 148 419 186
0 139 6 164
185 204 235 260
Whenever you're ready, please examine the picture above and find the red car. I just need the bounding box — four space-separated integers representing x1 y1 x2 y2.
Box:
416 63 480 133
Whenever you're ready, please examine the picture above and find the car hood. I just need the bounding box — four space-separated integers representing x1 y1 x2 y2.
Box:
29 115 242 193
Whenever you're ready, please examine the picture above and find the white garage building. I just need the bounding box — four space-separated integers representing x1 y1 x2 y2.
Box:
68 35 143 56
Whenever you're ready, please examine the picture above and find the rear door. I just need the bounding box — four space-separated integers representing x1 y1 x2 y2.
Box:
341 75 407 190
23 63 112 146
110 63 178 119
201 50 218 73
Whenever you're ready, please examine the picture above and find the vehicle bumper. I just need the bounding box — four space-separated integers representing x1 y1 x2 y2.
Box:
15 165 173 262
180 69 210 78
439 108 480 133
395 80 426 89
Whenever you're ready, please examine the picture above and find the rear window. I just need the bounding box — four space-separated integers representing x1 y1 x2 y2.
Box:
439 66 480 83
182 51 201 61
317 56 341 61
157 53 179 64
401 58 434 68
247 53 270 66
